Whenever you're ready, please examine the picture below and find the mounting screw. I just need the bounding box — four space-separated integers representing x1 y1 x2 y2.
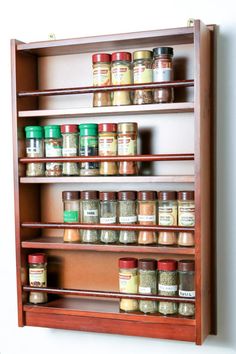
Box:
187 18 195 27
48 33 56 40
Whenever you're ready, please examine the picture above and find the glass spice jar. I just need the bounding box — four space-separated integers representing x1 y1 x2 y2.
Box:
138 259 158 314
61 124 79 176
178 191 195 247
158 259 178 315
28 253 48 304
133 50 153 105
79 124 99 176
98 123 118 176
62 191 80 243
117 122 138 176
111 52 132 106
100 191 118 244
119 257 138 312
25 126 45 177
178 260 195 317
118 191 137 244
158 191 177 245
44 125 62 177
137 191 157 245
92 53 111 107
80 190 100 243
153 47 174 103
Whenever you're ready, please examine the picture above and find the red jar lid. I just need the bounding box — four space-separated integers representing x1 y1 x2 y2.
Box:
158 259 177 271
28 253 46 264
119 257 137 269
112 52 131 62
92 53 111 63
98 123 117 133
61 125 78 133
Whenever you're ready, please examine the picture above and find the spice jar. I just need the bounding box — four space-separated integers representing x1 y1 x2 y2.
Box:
119 257 138 312
158 191 177 245
28 253 47 304
98 123 118 176
62 191 80 243
178 260 195 317
153 47 174 103
133 50 153 105
25 126 44 177
111 52 132 106
118 191 137 244
79 124 99 176
44 125 62 177
137 191 157 245
61 124 79 176
80 191 99 243
92 53 111 107
158 259 178 315
118 122 138 176
100 191 118 244
178 191 195 247
138 259 158 313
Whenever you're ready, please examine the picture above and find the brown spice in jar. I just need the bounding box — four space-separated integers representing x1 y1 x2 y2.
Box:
137 191 157 245
118 123 138 176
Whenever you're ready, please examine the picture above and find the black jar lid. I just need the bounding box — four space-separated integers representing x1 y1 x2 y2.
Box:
62 191 80 201
178 260 195 272
99 191 117 201
178 191 194 201
137 191 157 201
81 190 98 200
158 191 176 201
153 47 173 57
138 258 157 270
118 191 136 201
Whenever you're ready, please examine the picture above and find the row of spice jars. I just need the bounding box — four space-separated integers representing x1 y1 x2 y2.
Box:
93 47 174 107
25 122 138 177
119 258 195 317
62 190 195 246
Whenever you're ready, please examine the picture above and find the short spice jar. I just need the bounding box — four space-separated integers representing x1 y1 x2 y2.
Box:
119 257 138 312
178 260 195 317
98 123 118 176
158 191 177 245
178 191 195 247
92 53 111 107
100 191 118 244
44 125 63 177
158 259 178 315
62 191 80 243
118 191 137 244
111 52 132 106
61 124 79 176
137 191 157 245
25 126 45 177
28 253 48 304
138 259 158 314
153 47 174 103
117 122 138 176
80 190 100 243
79 124 99 176
133 50 153 105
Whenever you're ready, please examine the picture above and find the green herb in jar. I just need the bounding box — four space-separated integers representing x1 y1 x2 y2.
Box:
138 259 158 314
158 259 178 315
118 191 137 244
80 191 99 243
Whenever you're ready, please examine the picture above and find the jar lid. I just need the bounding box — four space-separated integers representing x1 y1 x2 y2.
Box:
25 126 43 139
98 123 117 133
61 124 78 133
79 124 98 137
28 253 46 264
153 47 174 57
112 52 131 62
62 191 80 201
118 191 136 201
178 191 194 201
92 53 111 63
158 191 177 201
158 259 177 271
81 190 98 200
138 258 157 270
178 260 195 272
44 125 62 139
133 50 153 61
99 191 117 201
119 257 137 269
117 122 138 134
137 191 157 201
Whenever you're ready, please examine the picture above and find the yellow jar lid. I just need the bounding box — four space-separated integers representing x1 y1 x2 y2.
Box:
133 50 153 61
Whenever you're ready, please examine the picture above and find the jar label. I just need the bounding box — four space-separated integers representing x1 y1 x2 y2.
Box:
118 137 137 155
178 204 195 226
99 136 117 156
133 66 152 84
112 65 131 85
179 290 195 298
138 215 156 222
100 217 116 224
62 147 77 156
139 286 151 294
158 206 177 226
93 67 111 86
45 143 62 157
119 216 137 223
158 284 177 292
80 137 98 170
153 67 172 82
26 146 41 155
63 210 79 222
84 209 98 217
119 273 138 293
29 268 47 287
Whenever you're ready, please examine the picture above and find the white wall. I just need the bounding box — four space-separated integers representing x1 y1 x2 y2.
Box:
0 0 236 353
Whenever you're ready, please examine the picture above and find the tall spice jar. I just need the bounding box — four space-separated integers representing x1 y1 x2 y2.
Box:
111 52 132 106
25 126 45 177
98 123 118 175
118 122 138 175
44 125 62 177
100 191 118 244
119 258 138 312
92 53 111 107
137 191 157 245
28 253 47 304
178 260 195 317
133 50 153 105
118 191 137 244
61 125 79 176
138 259 158 314
158 191 177 245
79 124 99 176
62 191 80 243
158 259 178 315
80 191 100 243
178 191 195 247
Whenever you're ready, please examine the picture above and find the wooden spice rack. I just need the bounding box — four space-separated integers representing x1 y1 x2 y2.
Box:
11 20 215 344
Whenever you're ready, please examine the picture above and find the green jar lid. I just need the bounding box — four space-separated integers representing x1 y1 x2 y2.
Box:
79 124 98 136
25 126 43 139
44 125 62 138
